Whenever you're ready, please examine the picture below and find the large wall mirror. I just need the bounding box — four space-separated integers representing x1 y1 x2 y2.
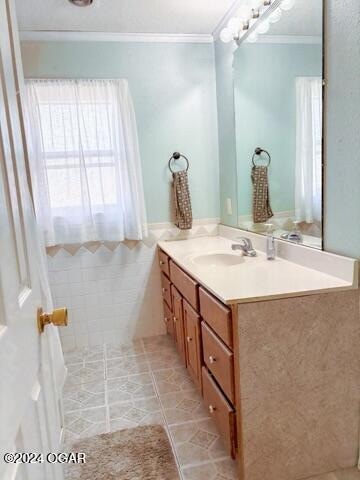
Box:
233 0 323 249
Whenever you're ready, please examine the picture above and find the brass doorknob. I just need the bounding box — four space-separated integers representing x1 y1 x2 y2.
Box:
37 307 68 333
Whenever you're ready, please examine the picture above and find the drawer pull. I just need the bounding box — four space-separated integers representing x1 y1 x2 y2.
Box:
209 355 216 364
186 336 192 343
209 405 216 414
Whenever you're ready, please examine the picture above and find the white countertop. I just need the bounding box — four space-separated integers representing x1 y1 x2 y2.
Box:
158 236 358 305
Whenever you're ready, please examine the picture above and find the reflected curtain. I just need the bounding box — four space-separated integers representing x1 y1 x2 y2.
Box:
295 77 322 224
25 79 147 246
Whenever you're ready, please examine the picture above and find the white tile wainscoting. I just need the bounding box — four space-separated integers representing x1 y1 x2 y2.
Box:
48 220 219 350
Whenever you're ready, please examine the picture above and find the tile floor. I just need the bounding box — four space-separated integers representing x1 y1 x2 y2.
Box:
61 334 360 480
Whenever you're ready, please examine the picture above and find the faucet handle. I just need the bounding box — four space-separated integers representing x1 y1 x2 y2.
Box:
237 237 253 248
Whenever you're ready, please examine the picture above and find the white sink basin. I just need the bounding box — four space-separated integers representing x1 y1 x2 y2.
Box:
190 252 244 268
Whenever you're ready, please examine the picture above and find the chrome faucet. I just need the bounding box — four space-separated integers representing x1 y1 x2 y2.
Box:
231 237 257 257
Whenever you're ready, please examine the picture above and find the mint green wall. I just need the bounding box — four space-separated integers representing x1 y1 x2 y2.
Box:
20 41 220 223
233 43 322 217
214 39 238 226
324 0 360 258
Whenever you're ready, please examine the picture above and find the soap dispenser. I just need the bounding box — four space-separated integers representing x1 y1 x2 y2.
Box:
265 223 275 260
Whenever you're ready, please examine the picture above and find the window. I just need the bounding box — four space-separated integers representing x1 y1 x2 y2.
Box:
25 79 147 246
295 77 322 224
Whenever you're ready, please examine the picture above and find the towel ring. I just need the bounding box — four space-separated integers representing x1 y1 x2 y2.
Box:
168 152 189 173
252 147 271 167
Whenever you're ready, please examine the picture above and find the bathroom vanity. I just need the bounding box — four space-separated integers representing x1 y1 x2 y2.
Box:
158 230 359 480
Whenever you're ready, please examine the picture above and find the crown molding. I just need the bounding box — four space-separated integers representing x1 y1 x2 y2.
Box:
19 30 214 44
250 35 322 44
212 0 242 40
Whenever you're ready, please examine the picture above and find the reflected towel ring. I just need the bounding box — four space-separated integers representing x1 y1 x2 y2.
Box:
168 152 189 173
252 147 271 167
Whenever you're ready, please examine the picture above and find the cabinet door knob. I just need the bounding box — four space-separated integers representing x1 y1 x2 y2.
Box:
186 336 192 343
173 316 177 323
164 317 169 323
162 287 167 293
209 356 216 364
159 261 165 266
209 405 216 414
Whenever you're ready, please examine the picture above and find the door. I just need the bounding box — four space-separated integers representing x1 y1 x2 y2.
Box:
183 299 202 390
171 285 186 365
0 1 66 479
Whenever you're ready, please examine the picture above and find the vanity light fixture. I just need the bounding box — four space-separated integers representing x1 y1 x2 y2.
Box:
220 0 295 45
68 0 94 6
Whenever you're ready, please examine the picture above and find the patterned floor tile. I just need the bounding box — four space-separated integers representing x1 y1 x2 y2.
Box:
160 388 210 425
109 396 164 431
106 354 150 378
169 418 229 467
64 345 104 365
182 458 238 480
107 373 156 404
153 367 194 394
106 340 145 359
63 380 105 412
66 361 105 385
142 334 175 353
63 406 107 447
147 348 184 371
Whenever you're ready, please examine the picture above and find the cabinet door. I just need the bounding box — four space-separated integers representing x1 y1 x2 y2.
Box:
171 285 186 365
163 300 175 340
184 300 202 390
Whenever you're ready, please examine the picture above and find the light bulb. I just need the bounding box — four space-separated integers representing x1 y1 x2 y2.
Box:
269 7 282 23
220 28 233 44
280 0 295 11
256 19 270 34
247 32 258 43
227 17 242 35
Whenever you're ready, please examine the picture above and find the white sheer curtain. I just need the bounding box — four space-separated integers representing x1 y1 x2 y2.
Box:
295 77 322 224
25 79 147 246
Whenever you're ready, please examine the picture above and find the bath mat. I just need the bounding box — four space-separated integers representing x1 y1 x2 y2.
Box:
65 425 180 480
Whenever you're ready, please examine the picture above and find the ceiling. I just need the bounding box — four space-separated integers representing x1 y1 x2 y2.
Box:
15 0 237 35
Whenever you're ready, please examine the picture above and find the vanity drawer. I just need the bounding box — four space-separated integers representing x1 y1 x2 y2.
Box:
158 249 170 277
169 260 199 311
202 367 236 459
163 300 174 339
161 272 172 310
201 321 235 405
199 287 233 348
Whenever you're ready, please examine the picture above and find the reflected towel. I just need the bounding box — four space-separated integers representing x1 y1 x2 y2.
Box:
251 165 273 223
172 170 193 230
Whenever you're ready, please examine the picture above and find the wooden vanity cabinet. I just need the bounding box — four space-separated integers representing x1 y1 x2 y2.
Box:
183 299 202 390
163 300 174 339
161 272 172 311
202 366 236 459
199 287 233 348
171 285 186 365
202 321 235 405
159 249 170 276
158 248 237 460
